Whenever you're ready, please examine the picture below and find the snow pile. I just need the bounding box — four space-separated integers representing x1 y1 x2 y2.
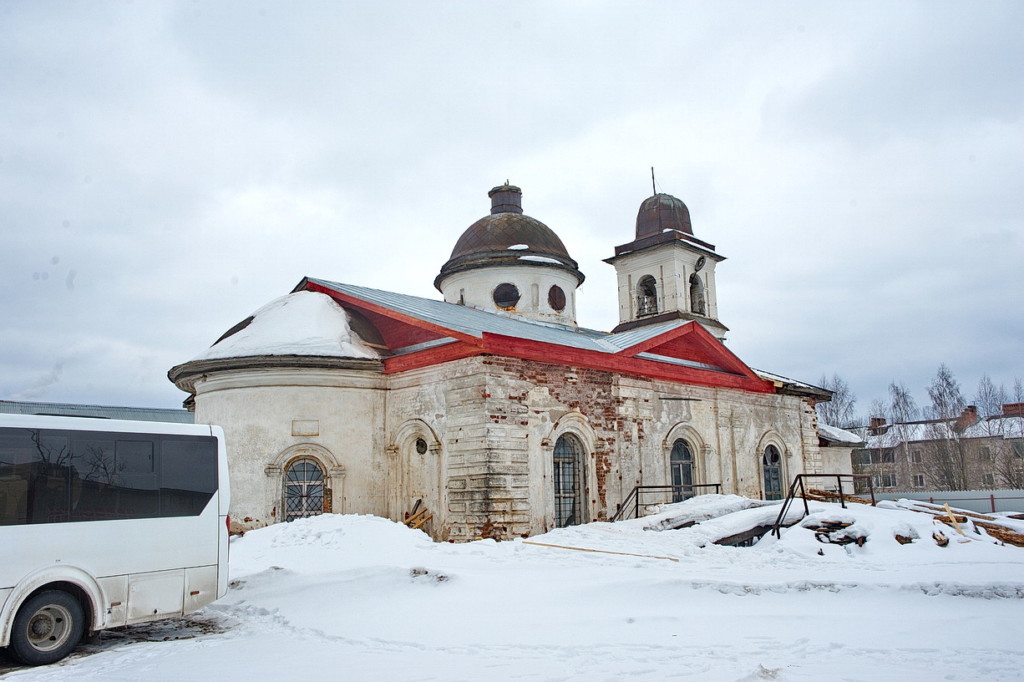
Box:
8 499 1024 681
637 493 776 531
192 291 379 361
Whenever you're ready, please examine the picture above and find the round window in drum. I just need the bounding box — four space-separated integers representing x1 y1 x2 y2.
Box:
548 285 566 312
493 283 521 309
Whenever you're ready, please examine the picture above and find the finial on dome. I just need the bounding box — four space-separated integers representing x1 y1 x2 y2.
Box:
488 182 523 215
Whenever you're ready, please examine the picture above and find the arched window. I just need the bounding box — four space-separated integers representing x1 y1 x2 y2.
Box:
284 457 326 522
637 276 658 317
553 434 586 527
670 439 695 502
762 445 783 501
689 273 706 315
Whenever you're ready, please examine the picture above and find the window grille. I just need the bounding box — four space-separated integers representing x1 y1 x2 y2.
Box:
670 439 694 503
762 445 783 501
553 435 584 527
284 457 325 522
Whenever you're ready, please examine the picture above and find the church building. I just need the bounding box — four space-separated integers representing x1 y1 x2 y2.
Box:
168 183 831 540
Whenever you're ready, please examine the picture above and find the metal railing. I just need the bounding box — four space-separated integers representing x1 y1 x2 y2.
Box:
611 483 722 522
770 474 876 538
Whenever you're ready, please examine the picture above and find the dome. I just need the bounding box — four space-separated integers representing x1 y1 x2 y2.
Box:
448 212 572 261
435 184 584 290
635 193 692 239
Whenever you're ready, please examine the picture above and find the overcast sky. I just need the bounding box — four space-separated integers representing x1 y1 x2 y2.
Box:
2 1 1022 420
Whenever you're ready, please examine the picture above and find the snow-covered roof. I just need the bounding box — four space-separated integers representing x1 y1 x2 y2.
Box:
192 291 380 362
752 368 823 391
818 422 863 446
858 415 1024 449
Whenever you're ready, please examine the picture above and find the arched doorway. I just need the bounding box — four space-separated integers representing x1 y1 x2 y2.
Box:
553 434 586 527
670 439 695 502
284 457 326 522
762 445 783 501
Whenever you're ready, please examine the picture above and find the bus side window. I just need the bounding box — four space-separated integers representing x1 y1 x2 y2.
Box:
160 436 217 517
70 437 159 521
0 430 36 525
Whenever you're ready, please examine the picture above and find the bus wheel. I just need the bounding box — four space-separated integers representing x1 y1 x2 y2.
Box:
10 590 85 666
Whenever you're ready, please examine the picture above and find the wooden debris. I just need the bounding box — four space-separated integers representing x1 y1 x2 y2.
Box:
404 499 431 530
802 489 874 505
797 491 1024 548
974 522 1024 547
911 501 996 522
522 540 679 562
901 502 1024 547
943 503 966 536
805 519 866 546
894 534 915 545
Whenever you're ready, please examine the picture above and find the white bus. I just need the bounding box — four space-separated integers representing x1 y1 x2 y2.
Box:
0 413 230 665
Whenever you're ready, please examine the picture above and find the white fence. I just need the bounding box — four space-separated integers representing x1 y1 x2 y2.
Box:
874 489 1024 515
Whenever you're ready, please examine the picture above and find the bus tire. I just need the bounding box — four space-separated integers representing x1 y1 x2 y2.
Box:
9 590 85 666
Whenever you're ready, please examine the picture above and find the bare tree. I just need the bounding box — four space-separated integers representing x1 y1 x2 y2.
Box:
886 382 920 488
994 377 1024 488
922 364 971 490
816 373 857 428
973 374 1008 431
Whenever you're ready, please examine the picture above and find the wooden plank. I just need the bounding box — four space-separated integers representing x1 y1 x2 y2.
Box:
522 541 679 562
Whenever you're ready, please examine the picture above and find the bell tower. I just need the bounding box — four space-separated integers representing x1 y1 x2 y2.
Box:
603 192 728 339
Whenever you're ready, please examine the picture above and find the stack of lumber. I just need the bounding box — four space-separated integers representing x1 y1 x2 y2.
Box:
900 501 1024 548
797 490 1024 548
802 489 874 505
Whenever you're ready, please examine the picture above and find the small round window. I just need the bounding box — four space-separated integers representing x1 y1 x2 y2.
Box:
548 285 566 312
493 283 521 309
415 438 428 455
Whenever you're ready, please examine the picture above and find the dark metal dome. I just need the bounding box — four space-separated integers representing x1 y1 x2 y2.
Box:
447 184 572 260
635 193 692 239
435 184 584 290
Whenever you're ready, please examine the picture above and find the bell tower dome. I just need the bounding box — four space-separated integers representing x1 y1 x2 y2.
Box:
603 192 728 339
436 184 584 326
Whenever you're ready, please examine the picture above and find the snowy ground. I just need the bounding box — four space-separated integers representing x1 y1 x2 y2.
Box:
5 495 1024 681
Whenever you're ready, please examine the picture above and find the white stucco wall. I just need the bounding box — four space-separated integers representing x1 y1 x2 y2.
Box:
438 264 580 326
189 367 386 530
610 245 725 337
180 353 819 540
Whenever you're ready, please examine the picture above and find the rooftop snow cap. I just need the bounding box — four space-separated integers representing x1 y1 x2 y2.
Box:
435 183 584 290
635 193 693 239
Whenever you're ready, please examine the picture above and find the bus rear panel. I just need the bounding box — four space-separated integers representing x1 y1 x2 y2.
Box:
0 414 230 665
